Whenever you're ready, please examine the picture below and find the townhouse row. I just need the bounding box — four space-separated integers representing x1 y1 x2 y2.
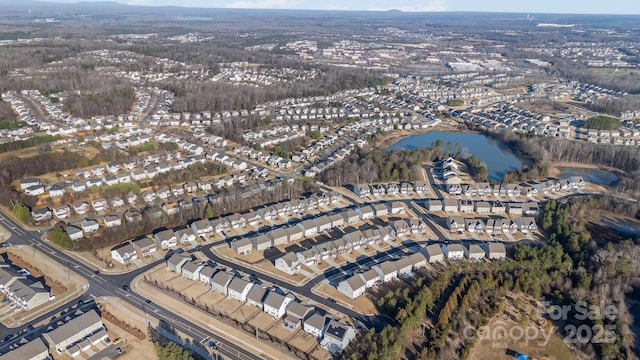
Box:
165 254 356 354
352 181 430 197
425 198 540 216
337 242 507 299
231 201 406 256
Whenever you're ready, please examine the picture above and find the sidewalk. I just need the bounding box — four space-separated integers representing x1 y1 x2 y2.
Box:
131 268 297 360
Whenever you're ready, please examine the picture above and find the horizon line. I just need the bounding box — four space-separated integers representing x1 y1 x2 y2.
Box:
23 1 640 16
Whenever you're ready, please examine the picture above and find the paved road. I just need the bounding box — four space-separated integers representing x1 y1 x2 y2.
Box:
0 212 265 360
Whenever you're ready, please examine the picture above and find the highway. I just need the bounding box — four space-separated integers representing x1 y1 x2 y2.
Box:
0 212 267 360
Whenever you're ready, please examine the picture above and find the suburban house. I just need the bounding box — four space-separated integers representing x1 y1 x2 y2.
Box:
357 205 375 220
373 261 398 283
373 203 389 217
250 234 272 251
227 277 254 302
110 242 138 265
447 216 466 233
284 302 314 329
361 268 381 288
132 237 157 257
303 312 328 339
320 319 356 354
353 184 370 197
80 219 100 233
32 208 52 222
296 248 320 266
191 219 213 236
517 217 538 233
299 219 319 237
268 227 289 246
231 238 253 255
394 256 415 276
103 214 122 228
53 205 71 219
465 218 486 233
442 199 458 213
246 285 268 309
342 210 360 225
458 199 474 213
49 184 65 198
507 203 524 215
166 253 191 273
181 261 205 281
275 253 300 275
465 244 486 261
66 226 83 241
211 271 234 295
423 244 444 263
19 177 41 190
484 242 507 260
389 201 404 214
441 243 465 259
337 275 366 299
262 291 294 319
475 201 491 214
176 228 196 245
409 251 427 269
71 181 87 193
199 266 217 285
287 226 304 242
154 229 177 250
426 200 443 212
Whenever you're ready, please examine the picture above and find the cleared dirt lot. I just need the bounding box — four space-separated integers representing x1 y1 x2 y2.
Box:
314 282 377 315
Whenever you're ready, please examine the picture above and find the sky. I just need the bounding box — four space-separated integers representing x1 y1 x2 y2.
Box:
39 0 640 14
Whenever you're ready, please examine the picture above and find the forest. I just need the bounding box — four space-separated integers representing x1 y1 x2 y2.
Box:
344 198 638 360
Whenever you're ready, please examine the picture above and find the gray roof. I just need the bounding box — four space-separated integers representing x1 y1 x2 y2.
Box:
211 271 234 287
486 242 506 254
268 227 289 240
304 312 327 330
155 229 176 242
132 237 156 249
0 338 48 360
246 285 267 304
166 253 191 267
285 301 313 320
361 269 379 282
181 261 202 274
446 243 465 252
375 260 397 275
263 290 288 309
466 244 484 254
345 274 365 290
425 244 444 257
228 277 253 294
393 256 414 270
43 309 102 346
199 266 217 279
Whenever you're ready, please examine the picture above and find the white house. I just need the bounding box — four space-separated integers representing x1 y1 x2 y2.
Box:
111 242 138 265
441 243 465 259
154 229 177 250
227 277 254 302
262 291 294 319
337 275 366 299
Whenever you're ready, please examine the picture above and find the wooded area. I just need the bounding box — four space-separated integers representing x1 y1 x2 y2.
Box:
344 197 637 359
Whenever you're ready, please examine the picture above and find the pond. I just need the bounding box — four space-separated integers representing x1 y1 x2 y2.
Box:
557 166 618 185
388 131 527 181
